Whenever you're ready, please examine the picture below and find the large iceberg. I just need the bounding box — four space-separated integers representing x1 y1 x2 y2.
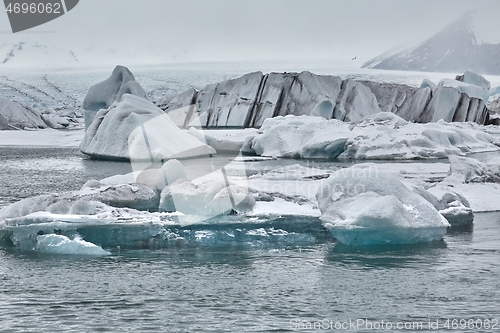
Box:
316 165 450 245
250 113 498 160
157 71 490 128
79 66 215 161
362 80 489 124
82 65 148 129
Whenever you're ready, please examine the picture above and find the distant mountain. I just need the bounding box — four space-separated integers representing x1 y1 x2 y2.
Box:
0 41 79 68
362 12 500 75
0 40 194 68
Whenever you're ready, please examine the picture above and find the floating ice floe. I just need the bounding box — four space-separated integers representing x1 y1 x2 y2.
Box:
159 171 255 218
316 165 450 245
188 127 259 153
427 156 500 213
0 182 160 222
250 164 332 181
251 113 498 160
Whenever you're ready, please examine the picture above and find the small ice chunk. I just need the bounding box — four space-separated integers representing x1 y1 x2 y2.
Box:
159 174 255 217
36 234 110 255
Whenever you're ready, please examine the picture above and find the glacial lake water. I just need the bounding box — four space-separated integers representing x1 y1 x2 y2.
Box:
1 147 500 332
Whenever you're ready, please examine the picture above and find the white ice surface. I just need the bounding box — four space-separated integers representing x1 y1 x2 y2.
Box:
316 165 450 245
441 183 500 212
188 128 259 152
251 113 499 160
427 156 500 213
80 94 215 160
36 234 110 256
438 78 488 102
0 128 84 147
248 198 320 217
0 99 47 130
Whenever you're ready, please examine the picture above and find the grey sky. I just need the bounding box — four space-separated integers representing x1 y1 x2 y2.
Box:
0 0 498 65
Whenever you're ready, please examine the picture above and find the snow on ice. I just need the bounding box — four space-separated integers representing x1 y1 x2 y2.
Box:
80 66 215 161
316 165 450 245
250 113 498 160
0 98 48 130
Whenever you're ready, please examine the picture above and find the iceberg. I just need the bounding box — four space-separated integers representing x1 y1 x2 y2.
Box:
411 183 473 227
252 115 350 159
438 78 488 102
0 182 160 222
425 156 500 214
316 165 450 245
445 155 500 183
455 71 491 91
80 65 215 161
0 98 47 130
159 173 255 217
82 65 148 129
158 70 490 129
80 94 215 161
250 113 498 160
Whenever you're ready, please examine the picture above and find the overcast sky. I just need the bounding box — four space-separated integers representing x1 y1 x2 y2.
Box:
0 0 499 65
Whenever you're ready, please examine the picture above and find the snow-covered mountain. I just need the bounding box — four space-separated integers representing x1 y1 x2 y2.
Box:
362 12 500 75
0 39 192 68
0 41 79 68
